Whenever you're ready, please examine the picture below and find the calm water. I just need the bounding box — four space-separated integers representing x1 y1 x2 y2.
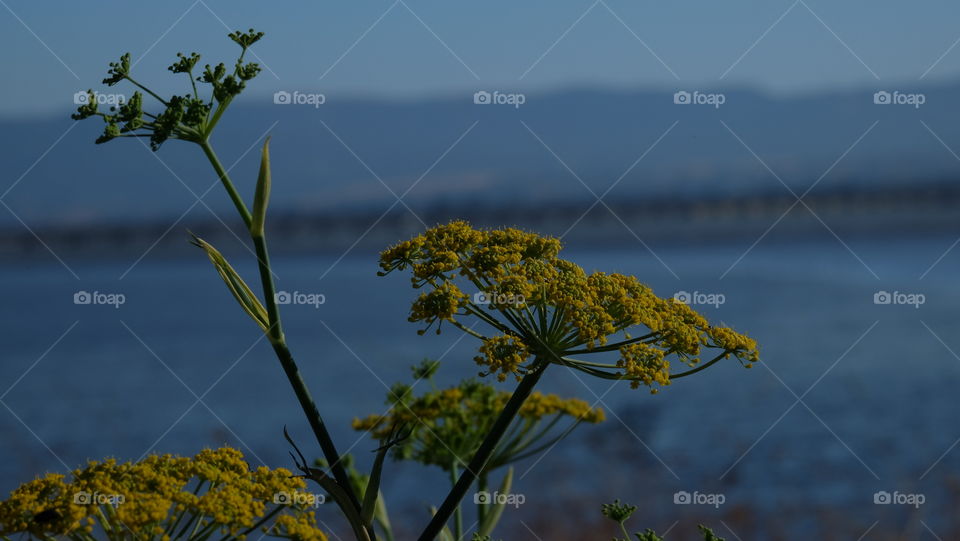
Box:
2 234 959 538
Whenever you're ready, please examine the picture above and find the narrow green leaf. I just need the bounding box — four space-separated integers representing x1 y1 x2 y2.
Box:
476 467 513 537
250 137 271 237
361 442 390 525
373 489 392 539
191 234 269 331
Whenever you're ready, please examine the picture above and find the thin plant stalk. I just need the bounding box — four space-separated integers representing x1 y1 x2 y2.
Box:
449 463 463 541
418 359 549 541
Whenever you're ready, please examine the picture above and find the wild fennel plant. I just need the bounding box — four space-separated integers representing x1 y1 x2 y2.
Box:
63 29 759 541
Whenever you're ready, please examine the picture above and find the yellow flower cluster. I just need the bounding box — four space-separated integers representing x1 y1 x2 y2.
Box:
352 379 604 469
474 335 530 381
408 282 467 335
380 221 760 391
270 513 329 541
520 391 606 423
0 447 328 541
617 343 670 392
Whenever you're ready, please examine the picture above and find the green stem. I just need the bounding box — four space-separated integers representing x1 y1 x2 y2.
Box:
670 350 728 379
563 332 660 354
450 463 463 541
254 234 362 515
476 473 488 525
253 235 283 341
199 140 252 227
418 360 549 541
206 97 234 134
124 75 169 106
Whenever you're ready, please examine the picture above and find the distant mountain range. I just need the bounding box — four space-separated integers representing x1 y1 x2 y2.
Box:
2 82 959 229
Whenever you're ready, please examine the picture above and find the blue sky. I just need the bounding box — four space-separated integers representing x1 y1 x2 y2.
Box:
3 0 960 116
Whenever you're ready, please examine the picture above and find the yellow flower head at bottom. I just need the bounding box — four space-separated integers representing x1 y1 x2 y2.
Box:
0 447 327 541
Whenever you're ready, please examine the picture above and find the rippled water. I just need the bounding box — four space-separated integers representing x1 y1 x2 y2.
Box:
2 234 958 538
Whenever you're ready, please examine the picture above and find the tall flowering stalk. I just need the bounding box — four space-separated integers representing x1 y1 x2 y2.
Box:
378 221 758 540
71 30 369 540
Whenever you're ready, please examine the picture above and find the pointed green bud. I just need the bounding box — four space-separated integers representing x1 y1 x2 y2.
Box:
250 137 271 237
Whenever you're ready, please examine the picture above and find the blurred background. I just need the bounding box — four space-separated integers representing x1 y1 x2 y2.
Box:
3 1 960 539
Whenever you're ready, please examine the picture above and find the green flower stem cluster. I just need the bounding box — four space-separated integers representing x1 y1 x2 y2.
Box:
350 361 605 540
72 30 369 540
0 448 329 541
379 221 759 540
602 500 725 541
72 30 263 223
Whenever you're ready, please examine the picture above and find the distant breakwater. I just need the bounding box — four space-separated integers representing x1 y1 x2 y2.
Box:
2 179 959 262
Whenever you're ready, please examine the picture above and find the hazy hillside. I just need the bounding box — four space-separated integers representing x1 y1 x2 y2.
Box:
2 83 959 228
